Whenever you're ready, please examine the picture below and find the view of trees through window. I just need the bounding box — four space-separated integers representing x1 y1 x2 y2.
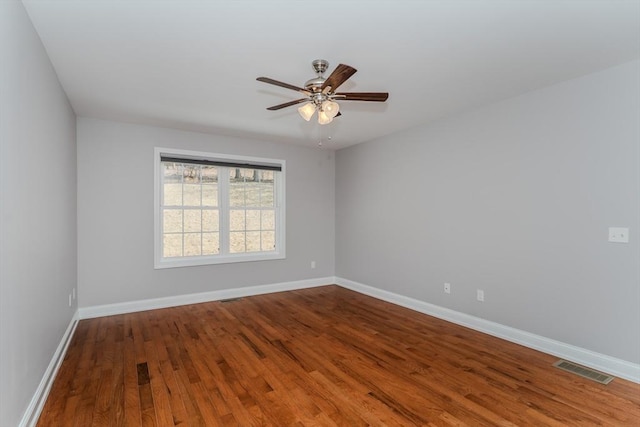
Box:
161 162 276 258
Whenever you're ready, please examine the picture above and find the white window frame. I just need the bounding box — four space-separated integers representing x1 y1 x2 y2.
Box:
154 147 286 269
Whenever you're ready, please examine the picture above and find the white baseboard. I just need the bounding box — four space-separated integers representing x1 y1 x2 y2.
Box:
78 277 334 319
335 277 640 384
19 311 79 427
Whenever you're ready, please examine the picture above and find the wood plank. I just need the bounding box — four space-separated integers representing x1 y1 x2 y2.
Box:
37 285 640 426
123 315 142 427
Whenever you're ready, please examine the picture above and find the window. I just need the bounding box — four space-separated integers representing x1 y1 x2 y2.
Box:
154 148 285 268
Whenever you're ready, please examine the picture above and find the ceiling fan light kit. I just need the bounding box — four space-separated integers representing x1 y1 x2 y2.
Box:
317 109 333 125
257 59 388 125
297 102 315 121
300 99 339 123
322 99 339 116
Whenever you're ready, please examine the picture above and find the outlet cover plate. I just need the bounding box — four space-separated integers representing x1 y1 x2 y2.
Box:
608 227 629 243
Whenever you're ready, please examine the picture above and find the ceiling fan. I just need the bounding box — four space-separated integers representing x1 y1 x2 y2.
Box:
257 59 389 125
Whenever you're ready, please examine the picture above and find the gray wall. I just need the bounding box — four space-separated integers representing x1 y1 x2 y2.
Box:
336 61 640 364
77 118 335 307
0 1 77 425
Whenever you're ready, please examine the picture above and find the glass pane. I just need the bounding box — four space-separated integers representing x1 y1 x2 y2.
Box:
261 210 275 230
240 168 253 180
246 232 261 252
202 232 219 255
184 233 201 256
261 170 274 183
183 184 201 206
183 164 200 184
164 183 182 206
230 168 244 182
202 185 217 207
163 234 182 257
184 210 201 232
260 182 274 207
163 163 183 205
230 209 245 231
163 162 182 182
230 232 245 253
245 183 260 207
261 231 275 251
163 209 182 233
201 166 217 184
202 209 219 232
246 210 260 231
229 181 245 207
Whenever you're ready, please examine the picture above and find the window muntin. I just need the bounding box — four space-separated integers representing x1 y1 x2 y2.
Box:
155 148 285 268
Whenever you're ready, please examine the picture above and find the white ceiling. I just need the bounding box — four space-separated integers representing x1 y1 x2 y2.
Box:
21 0 640 150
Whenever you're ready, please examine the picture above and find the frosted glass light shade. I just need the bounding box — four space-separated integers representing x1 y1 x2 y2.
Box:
317 110 333 125
298 103 316 121
322 100 340 118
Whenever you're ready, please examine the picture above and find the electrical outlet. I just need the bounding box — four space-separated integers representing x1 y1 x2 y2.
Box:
608 227 629 243
68 293 72 307
311 261 316 269
477 289 485 302
444 282 451 294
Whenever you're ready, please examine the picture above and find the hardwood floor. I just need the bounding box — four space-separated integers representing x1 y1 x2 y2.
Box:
38 285 640 426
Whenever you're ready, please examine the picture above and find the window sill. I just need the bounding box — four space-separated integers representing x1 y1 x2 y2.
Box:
154 252 285 269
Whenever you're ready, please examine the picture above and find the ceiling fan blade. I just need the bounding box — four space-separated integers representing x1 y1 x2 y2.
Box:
257 77 310 95
334 92 389 102
321 64 357 92
266 98 309 111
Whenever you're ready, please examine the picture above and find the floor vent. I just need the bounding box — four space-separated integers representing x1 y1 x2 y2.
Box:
219 297 242 303
553 360 614 385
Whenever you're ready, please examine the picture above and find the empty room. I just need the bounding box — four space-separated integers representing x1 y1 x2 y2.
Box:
2 0 639 425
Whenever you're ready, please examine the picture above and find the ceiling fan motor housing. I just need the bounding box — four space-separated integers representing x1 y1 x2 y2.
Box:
305 59 329 92
304 77 326 91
